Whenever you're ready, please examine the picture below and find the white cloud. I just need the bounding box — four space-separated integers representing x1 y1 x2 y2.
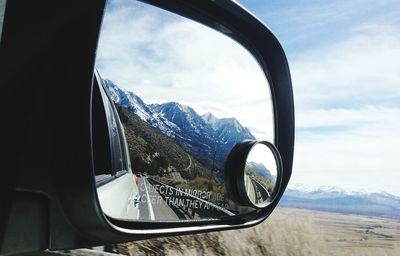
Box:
96 0 400 195
290 24 400 195
96 1 274 141
293 107 400 195
291 24 400 109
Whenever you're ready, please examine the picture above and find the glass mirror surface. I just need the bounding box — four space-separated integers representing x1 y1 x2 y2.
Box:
95 0 274 222
244 143 278 207
0 0 6 41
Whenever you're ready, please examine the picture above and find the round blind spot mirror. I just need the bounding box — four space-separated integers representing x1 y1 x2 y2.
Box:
244 143 279 207
224 140 282 209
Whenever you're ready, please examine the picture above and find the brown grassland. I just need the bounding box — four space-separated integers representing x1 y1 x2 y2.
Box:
117 207 400 256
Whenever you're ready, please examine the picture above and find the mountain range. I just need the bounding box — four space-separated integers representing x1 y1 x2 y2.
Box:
102 79 400 218
102 79 255 169
281 184 400 218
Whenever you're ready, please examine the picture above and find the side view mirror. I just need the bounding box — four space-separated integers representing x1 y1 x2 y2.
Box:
89 0 293 241
0 0 294 254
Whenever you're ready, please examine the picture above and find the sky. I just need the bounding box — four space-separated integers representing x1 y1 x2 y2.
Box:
239 0 400 195
96 0 274 140
97 0 400 195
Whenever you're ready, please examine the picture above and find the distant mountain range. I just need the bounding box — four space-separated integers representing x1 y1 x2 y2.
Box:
102 79 255 169
102 79 400 219
281 184 400 218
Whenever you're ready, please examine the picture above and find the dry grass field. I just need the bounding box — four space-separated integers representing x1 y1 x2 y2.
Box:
117 207 400 256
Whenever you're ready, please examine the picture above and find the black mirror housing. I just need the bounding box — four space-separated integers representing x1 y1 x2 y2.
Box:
0 0 294 254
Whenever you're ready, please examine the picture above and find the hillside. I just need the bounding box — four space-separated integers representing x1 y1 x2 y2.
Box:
103 78 256 171
281 184 400 218
117 106 211 181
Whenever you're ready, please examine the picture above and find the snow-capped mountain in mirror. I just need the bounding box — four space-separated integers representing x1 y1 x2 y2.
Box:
281 183 400 218
151 102 215 143
102 79 256 167
201 112 219 129
102 79 180 137
202 112 254 147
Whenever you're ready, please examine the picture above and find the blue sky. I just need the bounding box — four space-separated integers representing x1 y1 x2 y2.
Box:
241 0 400 53
97 0 400 195
239 0 400 195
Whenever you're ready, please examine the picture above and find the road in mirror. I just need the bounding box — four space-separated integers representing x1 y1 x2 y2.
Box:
244 144 278 207
94 0 274 222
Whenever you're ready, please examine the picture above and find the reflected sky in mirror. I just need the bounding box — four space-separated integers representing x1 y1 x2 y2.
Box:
96 0 273 141
95 0 274 222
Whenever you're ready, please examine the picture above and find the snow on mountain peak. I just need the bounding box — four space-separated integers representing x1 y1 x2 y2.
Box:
101 78 257 167
283 183 400 218
201 112 219 126
288 182 398 197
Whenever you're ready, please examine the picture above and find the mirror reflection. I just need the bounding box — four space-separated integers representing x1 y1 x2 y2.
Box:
94 0 274 222
244 143 278 207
